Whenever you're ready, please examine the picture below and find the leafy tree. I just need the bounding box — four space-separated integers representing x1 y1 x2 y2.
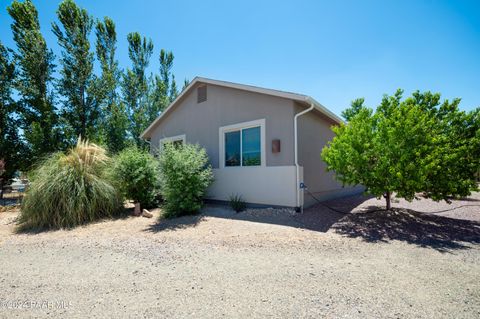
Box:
341 97 365 121
182 78 190 92
147 49 179 123
52 0 100 144
159 49 178 103
0 42 24 189
416 94 480 201
169 74 178 102
7 0 61 167
95 17 128 153
322 89 480 210
122 32 153 147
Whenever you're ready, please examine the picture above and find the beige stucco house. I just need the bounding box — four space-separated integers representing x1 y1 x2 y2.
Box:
141 77 361 209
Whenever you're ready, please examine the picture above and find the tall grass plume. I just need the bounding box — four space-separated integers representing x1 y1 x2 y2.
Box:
18 139 123 230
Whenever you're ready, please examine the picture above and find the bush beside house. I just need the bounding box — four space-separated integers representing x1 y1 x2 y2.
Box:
110 147 160 209
159 143 214 218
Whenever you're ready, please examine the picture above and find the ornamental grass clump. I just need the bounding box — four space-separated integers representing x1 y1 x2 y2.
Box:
18 139 123 230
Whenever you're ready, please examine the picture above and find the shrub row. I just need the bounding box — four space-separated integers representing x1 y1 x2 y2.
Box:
18 139 214 230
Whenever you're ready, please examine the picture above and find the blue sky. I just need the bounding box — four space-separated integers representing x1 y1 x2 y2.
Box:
1 0 479 116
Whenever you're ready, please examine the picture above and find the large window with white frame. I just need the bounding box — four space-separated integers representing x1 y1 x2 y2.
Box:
220 119 265 168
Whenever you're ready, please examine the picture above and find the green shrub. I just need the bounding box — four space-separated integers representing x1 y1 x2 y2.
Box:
229 194 246 212
159 143 214 218
110 146 160 208
18 139 123 230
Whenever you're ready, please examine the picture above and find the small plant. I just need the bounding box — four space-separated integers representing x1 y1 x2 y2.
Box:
110 146 160 209
159 143 214 218
18 139 123 230
229 194 246 213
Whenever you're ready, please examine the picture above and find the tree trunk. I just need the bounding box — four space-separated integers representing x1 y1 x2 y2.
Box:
385 191 391 210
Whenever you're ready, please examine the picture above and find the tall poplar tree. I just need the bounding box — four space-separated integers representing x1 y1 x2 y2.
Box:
122 32 153 147
0 42 23 188
95 17 128 153
146 49 179 124
7 0 61 165
52 0 100 144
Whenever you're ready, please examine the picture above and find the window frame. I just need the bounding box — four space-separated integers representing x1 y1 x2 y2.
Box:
159 134 186 152
219 119 266 168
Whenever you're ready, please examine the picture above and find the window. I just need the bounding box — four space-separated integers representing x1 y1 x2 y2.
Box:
225 131 240 166
220 119 265 168
171 139 183 148
159 134 186 151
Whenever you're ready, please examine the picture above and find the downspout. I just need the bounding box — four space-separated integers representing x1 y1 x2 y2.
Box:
294 100 315 211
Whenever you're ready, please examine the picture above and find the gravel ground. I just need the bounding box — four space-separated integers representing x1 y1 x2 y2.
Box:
0 192 479 318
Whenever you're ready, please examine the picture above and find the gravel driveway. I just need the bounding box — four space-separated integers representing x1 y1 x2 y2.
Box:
0 192 479 318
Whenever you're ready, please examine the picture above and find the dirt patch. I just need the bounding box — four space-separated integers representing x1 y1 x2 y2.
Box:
0 194 479 318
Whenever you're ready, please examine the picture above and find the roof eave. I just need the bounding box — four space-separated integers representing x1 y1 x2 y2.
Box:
305 96 344 125
140 77 201 139
140 77 344 139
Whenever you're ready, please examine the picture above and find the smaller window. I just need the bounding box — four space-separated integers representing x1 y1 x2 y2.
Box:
225 131 240 166
197 85 207 103
159 134 186 152
164 139 183 149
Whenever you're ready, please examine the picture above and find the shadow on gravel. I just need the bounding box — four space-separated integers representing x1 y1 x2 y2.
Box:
145 214 205 232
295 195 373 232
332 207 480 252
142 194 480 252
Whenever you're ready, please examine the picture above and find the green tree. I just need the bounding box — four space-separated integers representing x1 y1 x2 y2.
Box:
416 93 480 201
0 42 24 189
159 49 178 103
7 0 61 167
322 90 480 210
95 17 128 153
341 97 365 121
122 32 153 147
147 49 179 123
182 78 190 92
52 0 100 144
169 74 178 102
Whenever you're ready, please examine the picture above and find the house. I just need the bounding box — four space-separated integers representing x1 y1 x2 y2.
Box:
141 77 362 209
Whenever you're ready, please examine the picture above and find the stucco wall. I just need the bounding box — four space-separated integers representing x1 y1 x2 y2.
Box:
295 103 363 206
149 83 296 168
207 166 300 207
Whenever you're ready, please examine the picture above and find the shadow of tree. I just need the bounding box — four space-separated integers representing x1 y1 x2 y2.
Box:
142 194 480 252
144 214 205 232
332 207 480 252
295 194 373 232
